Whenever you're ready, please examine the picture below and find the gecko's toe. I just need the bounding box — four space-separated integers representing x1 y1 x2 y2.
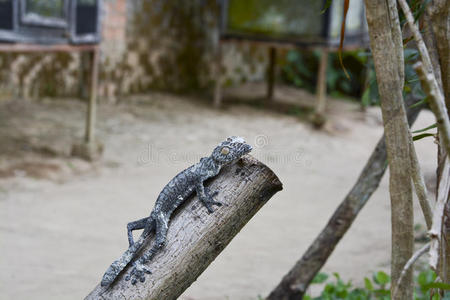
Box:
131 278 137 285
140 276 146 283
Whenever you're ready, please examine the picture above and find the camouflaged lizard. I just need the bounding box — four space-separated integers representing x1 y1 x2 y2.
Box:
101 136 252 286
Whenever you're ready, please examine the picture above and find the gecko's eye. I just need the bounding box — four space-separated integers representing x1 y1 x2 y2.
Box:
221 147 230 155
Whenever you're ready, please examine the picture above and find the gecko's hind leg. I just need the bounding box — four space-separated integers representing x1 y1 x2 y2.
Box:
127 216 151 247
127 215 169 284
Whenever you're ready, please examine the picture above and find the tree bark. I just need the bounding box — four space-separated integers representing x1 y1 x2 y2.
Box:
266 98 422 300
85 155 282 300
428 0 450 283
364 1 414 299
428 0 450 112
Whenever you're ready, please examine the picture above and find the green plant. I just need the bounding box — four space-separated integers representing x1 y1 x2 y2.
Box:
281 47 426 108
282 49 366 99
302 269 450 300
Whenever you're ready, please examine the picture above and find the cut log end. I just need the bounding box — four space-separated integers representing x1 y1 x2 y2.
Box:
86 154 282 300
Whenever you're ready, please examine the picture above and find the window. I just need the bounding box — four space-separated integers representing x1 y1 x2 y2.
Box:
0 0 101 44
21 0 69 28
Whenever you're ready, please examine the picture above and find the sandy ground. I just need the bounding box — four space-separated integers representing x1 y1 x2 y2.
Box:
0 88 438 300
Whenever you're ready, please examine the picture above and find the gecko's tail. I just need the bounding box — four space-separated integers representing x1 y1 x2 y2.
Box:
100 223 154 287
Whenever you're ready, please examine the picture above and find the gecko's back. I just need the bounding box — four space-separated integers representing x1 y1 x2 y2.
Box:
153 164 199 217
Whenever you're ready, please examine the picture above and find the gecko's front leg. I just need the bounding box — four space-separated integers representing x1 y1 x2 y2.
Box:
195 181 223 213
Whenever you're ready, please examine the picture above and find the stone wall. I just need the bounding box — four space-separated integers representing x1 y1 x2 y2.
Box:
0 0 268 101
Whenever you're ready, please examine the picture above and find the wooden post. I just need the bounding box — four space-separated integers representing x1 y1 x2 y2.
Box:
213 41 222 108
311 48 328 127
78 51 90 100
85 155 282 300
267 47 277 100
85 47 99 144
315 48 328 115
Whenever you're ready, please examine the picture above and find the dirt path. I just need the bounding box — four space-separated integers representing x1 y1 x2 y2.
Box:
0 91 437 299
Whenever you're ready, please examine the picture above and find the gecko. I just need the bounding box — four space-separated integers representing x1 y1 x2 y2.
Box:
101 136 252 286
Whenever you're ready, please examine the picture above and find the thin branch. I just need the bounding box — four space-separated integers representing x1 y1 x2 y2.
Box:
414 62 450 156
429 156 450 271
397 0 450 156
393 243 431 299
409 140 433 229
397 0 436 79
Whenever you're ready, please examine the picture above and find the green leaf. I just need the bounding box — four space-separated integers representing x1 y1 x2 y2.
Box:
404 48 419 61
423 282 450 290
361 88 371 107
321 0 333 14
413 123 437 133
409 97 428 108
432 293 440 300
364 277 374 291
374 271 390 285
312 272 329 284
417 271 429 286
413 133 435 141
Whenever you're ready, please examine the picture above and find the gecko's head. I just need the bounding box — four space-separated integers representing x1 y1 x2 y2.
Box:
211 136 252 165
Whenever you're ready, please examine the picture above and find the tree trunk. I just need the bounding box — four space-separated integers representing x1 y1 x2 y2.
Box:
266 97 422 300
364 1 414 299
429 0 450 112
86 155 282 300
428 0 450 283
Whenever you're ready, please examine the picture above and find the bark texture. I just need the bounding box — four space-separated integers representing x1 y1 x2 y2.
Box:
429 0 450 112
428 0 450 283
86 155 282 300
364 1 414 299
266 98 422 300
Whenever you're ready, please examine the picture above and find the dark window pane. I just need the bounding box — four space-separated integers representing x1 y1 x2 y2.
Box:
76 0 97 35
26 0 64 18
0 0 13 30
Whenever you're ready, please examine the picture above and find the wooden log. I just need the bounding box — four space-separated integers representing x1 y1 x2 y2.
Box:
86 155 282 300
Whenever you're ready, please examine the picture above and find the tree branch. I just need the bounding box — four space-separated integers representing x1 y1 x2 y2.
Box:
430 156 450 271
86 155 282 300
397 0 450 156
393 243 431 299
365 1 414 298
266 98 422 300
409 139 433 229
413 62 450 156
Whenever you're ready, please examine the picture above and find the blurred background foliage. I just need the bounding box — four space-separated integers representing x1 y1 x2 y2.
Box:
281 49 367 100
280 47 425 108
